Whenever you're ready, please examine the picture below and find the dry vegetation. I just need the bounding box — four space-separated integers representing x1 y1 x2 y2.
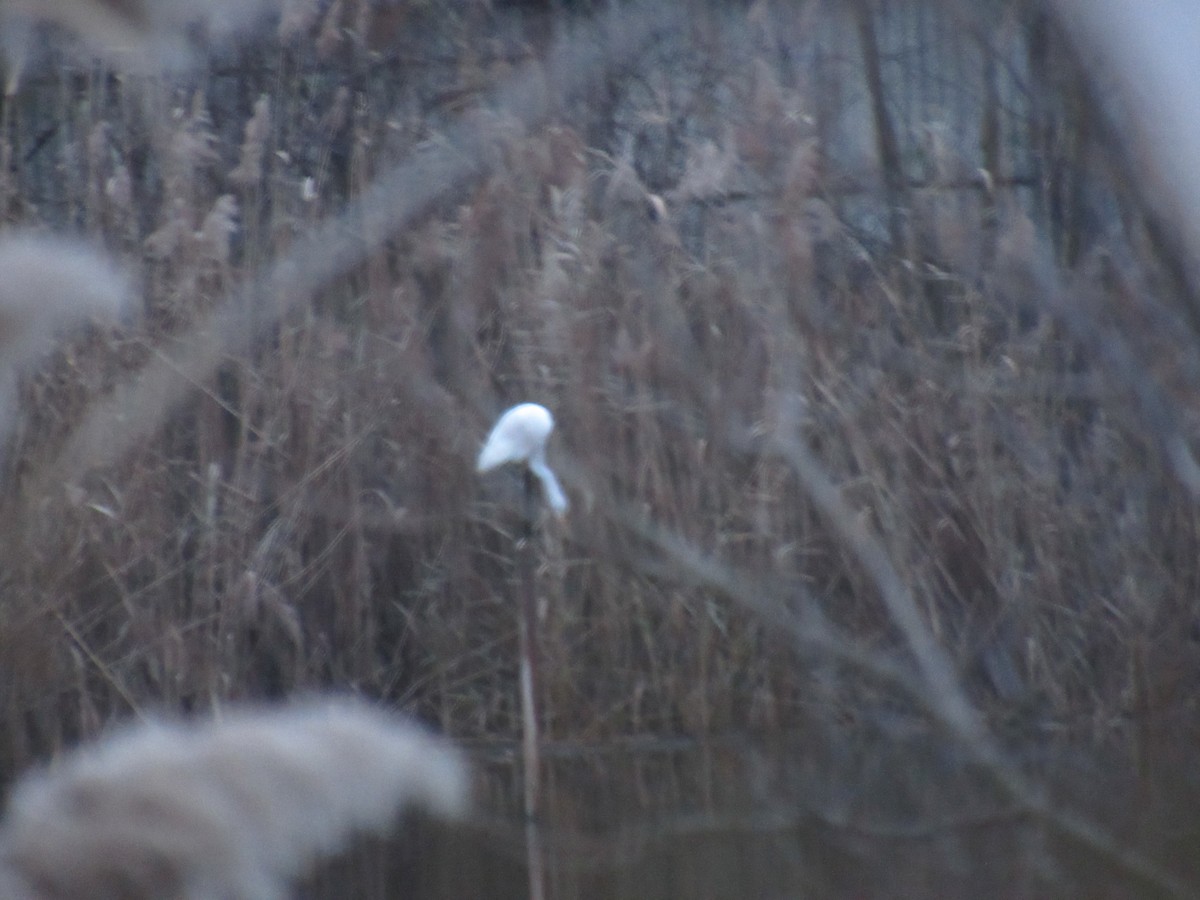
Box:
1 0 1200 896
0 698 468 900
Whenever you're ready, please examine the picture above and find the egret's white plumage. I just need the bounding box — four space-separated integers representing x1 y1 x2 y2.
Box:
478 403 568 515
477 403 554 472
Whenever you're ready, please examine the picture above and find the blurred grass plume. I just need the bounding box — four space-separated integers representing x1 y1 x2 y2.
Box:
0 699 469 900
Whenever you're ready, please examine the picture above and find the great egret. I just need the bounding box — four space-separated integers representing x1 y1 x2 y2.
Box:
477 402 564 900
477 402 568 516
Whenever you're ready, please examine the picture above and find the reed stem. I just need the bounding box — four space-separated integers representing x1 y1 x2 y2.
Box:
518 467 546 900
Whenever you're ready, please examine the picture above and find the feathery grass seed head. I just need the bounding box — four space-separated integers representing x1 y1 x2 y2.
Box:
0 699 469 900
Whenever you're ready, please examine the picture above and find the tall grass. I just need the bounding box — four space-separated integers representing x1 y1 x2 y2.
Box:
1 0 1199 895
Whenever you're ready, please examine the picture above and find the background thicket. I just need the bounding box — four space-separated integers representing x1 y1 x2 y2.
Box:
2 1 1200 896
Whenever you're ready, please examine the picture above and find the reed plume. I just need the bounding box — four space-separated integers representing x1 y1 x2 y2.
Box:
7 0 279 44
0 699 470 900
0 232 133 445
4 0 280 68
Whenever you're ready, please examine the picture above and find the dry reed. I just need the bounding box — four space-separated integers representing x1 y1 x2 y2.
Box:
6 0 282 63
0 232 132 447
0 0 1198 895
0 699 468 900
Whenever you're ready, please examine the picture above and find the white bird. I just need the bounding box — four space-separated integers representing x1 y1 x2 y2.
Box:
477 402 568 516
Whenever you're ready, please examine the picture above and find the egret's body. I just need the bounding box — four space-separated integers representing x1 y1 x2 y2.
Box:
478 403 568 515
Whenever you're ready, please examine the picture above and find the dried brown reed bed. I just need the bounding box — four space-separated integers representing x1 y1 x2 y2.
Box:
1 0 1199 895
